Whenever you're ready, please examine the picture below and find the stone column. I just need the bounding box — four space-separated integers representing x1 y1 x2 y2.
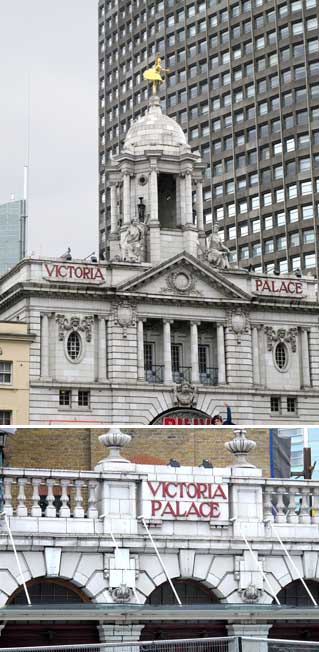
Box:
150 164 158 222
217 323 226 384
41 313 49 378
227 624 271 652
196 179 204 231
110 183 118 234
190 321 200 383
137 319 145 381
98 624 144 652
179 174 186 226
252 326 261 386
301 328 311 387
98 317 107 380
185 169 193 225
163 320 173 384
123 171 131 225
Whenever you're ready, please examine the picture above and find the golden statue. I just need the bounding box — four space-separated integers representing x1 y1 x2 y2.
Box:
143 54 169 96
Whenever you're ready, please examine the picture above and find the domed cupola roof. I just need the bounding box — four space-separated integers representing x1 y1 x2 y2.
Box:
124 96 191 155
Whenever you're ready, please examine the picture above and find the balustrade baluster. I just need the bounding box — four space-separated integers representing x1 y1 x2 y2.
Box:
74 480 84 518
17 478 28 517
299 487 311 524
45 479 57 517
287 487 298 524
88 480 98 519
263 486 274 522
311 488 319 524
60 479 70 517
31 479 42 517
3 477 14 516
274 487 287 523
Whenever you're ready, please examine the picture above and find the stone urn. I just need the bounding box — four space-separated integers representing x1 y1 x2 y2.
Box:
225 429 256 467
96 427 132 469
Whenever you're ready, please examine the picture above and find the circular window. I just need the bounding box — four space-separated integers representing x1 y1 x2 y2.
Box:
139 175 147 186
275 342 288 370
67 331 81 361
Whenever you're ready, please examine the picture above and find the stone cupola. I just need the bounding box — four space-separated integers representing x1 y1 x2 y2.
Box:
106 96 206 265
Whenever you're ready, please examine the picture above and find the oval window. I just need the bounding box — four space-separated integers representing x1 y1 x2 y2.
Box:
67 331 81 361
275 342 287 370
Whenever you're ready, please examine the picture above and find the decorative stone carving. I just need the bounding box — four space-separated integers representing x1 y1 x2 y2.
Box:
111 584 132 603
174 381 198 407
206 224 231 270
56 315 94 342
264 326 298 352
98 427 132 466
165 269 197 294
121 220 145 263
225 429 256 467
227 308 250 343
113 301 136 338
240 584 262 603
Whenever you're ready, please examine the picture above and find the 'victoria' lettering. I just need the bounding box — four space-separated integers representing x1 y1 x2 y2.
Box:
44 263 105 283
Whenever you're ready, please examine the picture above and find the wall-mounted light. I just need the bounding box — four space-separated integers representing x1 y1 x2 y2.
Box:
138 197 146 222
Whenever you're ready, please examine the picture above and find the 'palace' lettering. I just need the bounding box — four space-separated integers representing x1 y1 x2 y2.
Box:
254 278 304 296
43 263 105 283
146 481 227 520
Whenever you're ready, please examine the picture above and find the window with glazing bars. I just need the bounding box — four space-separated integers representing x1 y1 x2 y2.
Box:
171 344 182 372
144 342 154 371
0 362 12 384
198 345 208 374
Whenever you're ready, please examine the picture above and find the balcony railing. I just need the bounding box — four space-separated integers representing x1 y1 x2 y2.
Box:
145 365 164 383
199 368 218 385
172 367 191 383
263 480 319 525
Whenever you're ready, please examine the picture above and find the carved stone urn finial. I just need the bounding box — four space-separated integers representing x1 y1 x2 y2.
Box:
224 429 256 467
98 427 132 465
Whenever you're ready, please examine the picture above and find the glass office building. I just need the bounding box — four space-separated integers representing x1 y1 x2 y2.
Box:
277 427 319 478
99 0 319 272
0 200 26 276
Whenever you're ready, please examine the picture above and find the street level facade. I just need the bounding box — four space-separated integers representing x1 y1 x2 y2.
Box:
1 428 319 649
1 100 319 423
99 0 319 276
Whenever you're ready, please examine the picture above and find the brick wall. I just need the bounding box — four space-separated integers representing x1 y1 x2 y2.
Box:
4 427 271 475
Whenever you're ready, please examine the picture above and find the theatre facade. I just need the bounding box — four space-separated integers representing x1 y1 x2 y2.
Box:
1 428 319 650
1 97 319 424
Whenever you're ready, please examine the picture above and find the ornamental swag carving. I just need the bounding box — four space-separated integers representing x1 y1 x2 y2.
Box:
56 315 94 342
264 326 298 352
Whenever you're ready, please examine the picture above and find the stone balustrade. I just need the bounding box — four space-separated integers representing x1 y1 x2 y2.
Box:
263 480 319 525
2 468 319 536
1 468 101 520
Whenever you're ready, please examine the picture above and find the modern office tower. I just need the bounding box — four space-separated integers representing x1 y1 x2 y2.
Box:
277 427 319 479
0 199 26 276
99 0 319 274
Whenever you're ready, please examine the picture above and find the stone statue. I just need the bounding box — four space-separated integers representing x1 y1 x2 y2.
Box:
121 220 145 263
206 224 231 270
174 381 198 408
143 54 169 96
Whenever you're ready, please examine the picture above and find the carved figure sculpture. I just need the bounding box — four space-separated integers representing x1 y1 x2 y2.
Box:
121 220 145 263
207 224 231 270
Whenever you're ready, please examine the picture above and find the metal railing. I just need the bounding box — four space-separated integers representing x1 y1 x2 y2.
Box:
172 367 191 383
0 637 235 652
245 638 319 651
145 366 164 384
199 368 218 385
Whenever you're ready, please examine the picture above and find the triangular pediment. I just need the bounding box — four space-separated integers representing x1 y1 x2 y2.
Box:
116 253 251 302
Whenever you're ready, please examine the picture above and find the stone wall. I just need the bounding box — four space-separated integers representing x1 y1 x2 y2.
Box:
5 427 270 474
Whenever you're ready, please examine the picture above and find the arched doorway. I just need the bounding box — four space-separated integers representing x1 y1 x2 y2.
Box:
271 580 319 641
0 578 99 647
141 579 227 640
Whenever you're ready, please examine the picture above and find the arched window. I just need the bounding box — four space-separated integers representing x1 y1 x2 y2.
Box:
147 579 219 605
67 331 81 361
275 579 319 607
275 342 287 370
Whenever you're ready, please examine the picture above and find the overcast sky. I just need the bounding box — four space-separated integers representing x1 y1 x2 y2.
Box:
0 1 98 259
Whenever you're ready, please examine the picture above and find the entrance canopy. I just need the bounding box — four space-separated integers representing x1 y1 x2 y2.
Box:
1 604 319 622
